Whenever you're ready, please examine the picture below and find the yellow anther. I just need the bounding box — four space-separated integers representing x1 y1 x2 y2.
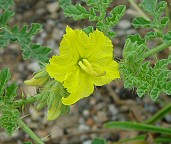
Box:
78 59 106 77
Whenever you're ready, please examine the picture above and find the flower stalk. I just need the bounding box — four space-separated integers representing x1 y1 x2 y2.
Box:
13 94 41 107
17 117 44 144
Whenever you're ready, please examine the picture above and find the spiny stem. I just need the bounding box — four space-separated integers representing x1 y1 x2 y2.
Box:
13 94 41 107
17 117 44 144
144 102 171 124
143 40 171 58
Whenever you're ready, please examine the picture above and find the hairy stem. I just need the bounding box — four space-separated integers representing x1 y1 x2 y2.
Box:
13 94 41 107
17 117 44 144
144 102 171 124
143 40 171 58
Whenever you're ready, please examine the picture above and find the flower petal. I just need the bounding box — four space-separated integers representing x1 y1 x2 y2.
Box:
89 30 113 56
46 55 76 82
91 60 120 86
60 26 90 59
62 68 94 105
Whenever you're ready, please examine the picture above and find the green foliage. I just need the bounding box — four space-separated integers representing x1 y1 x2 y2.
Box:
132 0 168 40
63 4 90 20
0 0 14 10
92 138 106 144
0 0 51 64
60 0 126 38
120 39 171 100
0 68 19 135
59 0 71 9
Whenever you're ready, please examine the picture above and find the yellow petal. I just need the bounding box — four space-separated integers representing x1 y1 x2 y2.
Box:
60 26 90 59
46 55 76 82
89 30 113 55
91 60 120 86
62 68 94 105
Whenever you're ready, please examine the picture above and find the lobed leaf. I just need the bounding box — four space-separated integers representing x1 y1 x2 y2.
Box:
160 16 169 29
0 68 11 95
59 0 72 9
140 0 157 16
0 11 14 27
63 4 90 20
8 23 51 63
145 31 161 40
106 5 126 27
0 0 14 10
6 83 18 100
132 17 151 28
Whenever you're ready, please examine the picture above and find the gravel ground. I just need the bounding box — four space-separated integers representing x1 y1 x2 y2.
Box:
0 0 170 144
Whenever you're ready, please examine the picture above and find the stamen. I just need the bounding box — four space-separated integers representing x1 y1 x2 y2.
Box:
78 59 106 76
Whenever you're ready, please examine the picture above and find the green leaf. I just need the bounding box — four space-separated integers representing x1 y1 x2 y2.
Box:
0 68 11 95
132 17 151 28
137 84 148 97
9 23 51 63
64 4 90 20
127 34 146 45
20 44 51 63
92 138 106 144
6 83 18 100
150 87 161 100
0 108 19 135
0 11 14 27
140 0 157 16
164 32 171 41
145 31 161 40
83 26 94 34
105 121 171 135
0 29 11 48
0 0 14 10
160 16 169 29
157 1 167 14
59 0 71 9
106 5 126 27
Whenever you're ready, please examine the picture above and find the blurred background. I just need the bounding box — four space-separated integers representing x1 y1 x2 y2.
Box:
0 0 171 144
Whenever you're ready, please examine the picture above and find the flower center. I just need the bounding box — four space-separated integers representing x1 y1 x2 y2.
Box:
78 59 106 76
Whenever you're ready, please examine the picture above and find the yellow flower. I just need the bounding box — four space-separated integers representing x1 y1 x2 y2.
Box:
46 26 120 105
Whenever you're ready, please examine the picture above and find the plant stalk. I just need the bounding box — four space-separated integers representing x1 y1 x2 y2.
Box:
144 102 171 124
143 40 171 58
13 94 41 107
17 117 44 144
